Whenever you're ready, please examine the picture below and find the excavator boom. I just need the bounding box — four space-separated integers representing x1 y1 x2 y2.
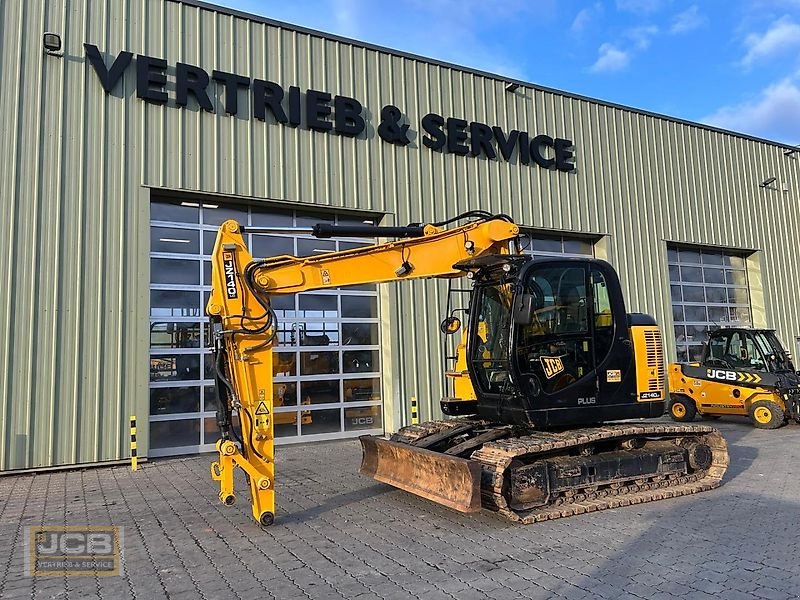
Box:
205 215 519 525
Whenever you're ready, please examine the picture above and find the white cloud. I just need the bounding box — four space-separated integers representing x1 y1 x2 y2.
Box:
616 0 670 14
670 5 705 34
627 25 659 49
741 16 800 67
591 43 631 73
571 8 594 33
571 3 604 34
704 75 800 143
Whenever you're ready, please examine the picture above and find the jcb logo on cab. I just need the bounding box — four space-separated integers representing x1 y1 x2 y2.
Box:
540 356 565 379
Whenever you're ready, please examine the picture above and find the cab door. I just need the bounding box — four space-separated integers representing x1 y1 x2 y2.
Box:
510 259 636 419
591 266 635 407
511 262 593 402
730 331 768 371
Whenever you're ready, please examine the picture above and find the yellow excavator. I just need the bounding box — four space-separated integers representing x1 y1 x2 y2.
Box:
206 212 728 527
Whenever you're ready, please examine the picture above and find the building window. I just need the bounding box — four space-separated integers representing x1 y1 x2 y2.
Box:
149 200 383 456
667 245 752 362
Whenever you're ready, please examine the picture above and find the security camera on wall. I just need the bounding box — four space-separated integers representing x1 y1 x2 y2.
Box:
759 177 777 188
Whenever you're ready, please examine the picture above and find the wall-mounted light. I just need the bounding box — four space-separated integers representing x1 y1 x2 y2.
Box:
759 176 777 188
42 32 63 56
505 82 520 93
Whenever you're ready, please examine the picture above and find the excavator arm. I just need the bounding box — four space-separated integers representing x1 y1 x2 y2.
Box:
205 216 519 526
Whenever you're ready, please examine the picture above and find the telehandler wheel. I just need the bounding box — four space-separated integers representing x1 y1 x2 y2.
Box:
749 401 785 429
668 395 696 422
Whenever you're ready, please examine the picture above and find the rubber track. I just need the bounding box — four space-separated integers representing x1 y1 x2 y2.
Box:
391 420 729 523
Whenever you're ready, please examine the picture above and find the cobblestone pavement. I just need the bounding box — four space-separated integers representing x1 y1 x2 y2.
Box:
1 418 799 599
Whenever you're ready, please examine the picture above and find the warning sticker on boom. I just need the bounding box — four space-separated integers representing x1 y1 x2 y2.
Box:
255 401 270 415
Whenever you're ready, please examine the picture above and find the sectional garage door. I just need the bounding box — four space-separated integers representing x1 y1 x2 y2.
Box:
149 200 383 457
668 245 752 362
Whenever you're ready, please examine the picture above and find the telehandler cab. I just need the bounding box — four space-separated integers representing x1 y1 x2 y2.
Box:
668 327 800 428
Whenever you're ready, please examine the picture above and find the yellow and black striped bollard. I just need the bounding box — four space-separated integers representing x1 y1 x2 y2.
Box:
411 396 419 425
130 415 138 471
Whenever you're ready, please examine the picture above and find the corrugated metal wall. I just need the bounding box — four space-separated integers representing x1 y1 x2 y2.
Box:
1 0 798 469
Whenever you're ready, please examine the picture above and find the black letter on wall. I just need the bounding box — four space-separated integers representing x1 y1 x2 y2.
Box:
212 70 251 115
334 96 365 136
84 44 132 92
176 63 213 111
470 122 496 159
287 86 302 127
446 118 469 155
493 127 519 161
530 134 555 168
253 80 287 123
554 138 576 172
422 113 446 151
306 90 333 131
136 55 168 104
518 132 530 165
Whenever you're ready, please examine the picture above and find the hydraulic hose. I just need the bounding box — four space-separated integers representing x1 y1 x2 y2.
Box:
238 405 267 462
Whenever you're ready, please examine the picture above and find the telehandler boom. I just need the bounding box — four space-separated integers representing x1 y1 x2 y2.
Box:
206 213 728 527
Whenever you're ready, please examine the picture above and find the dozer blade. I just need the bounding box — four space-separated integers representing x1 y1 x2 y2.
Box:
359 435 482 513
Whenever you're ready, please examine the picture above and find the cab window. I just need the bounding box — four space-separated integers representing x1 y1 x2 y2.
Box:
592 269 613 361
525 267 587 337
708 333 729 362
471 284 513 394
728 332 765 370
516 265 592 394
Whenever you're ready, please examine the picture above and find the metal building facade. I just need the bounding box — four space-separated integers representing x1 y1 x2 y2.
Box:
1 0 799 470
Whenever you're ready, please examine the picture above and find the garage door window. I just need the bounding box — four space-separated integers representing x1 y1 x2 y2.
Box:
668 245 752 362
150 200 383 456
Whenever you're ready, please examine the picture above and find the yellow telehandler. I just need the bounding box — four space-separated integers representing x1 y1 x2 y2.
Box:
668 327 800 428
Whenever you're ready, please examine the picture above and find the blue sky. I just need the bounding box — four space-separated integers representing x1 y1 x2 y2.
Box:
217 0 800 145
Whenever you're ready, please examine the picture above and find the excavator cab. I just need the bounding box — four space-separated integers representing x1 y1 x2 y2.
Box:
453 256 665 427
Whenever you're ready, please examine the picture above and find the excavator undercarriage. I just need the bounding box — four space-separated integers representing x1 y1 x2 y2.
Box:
361 420 728 522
